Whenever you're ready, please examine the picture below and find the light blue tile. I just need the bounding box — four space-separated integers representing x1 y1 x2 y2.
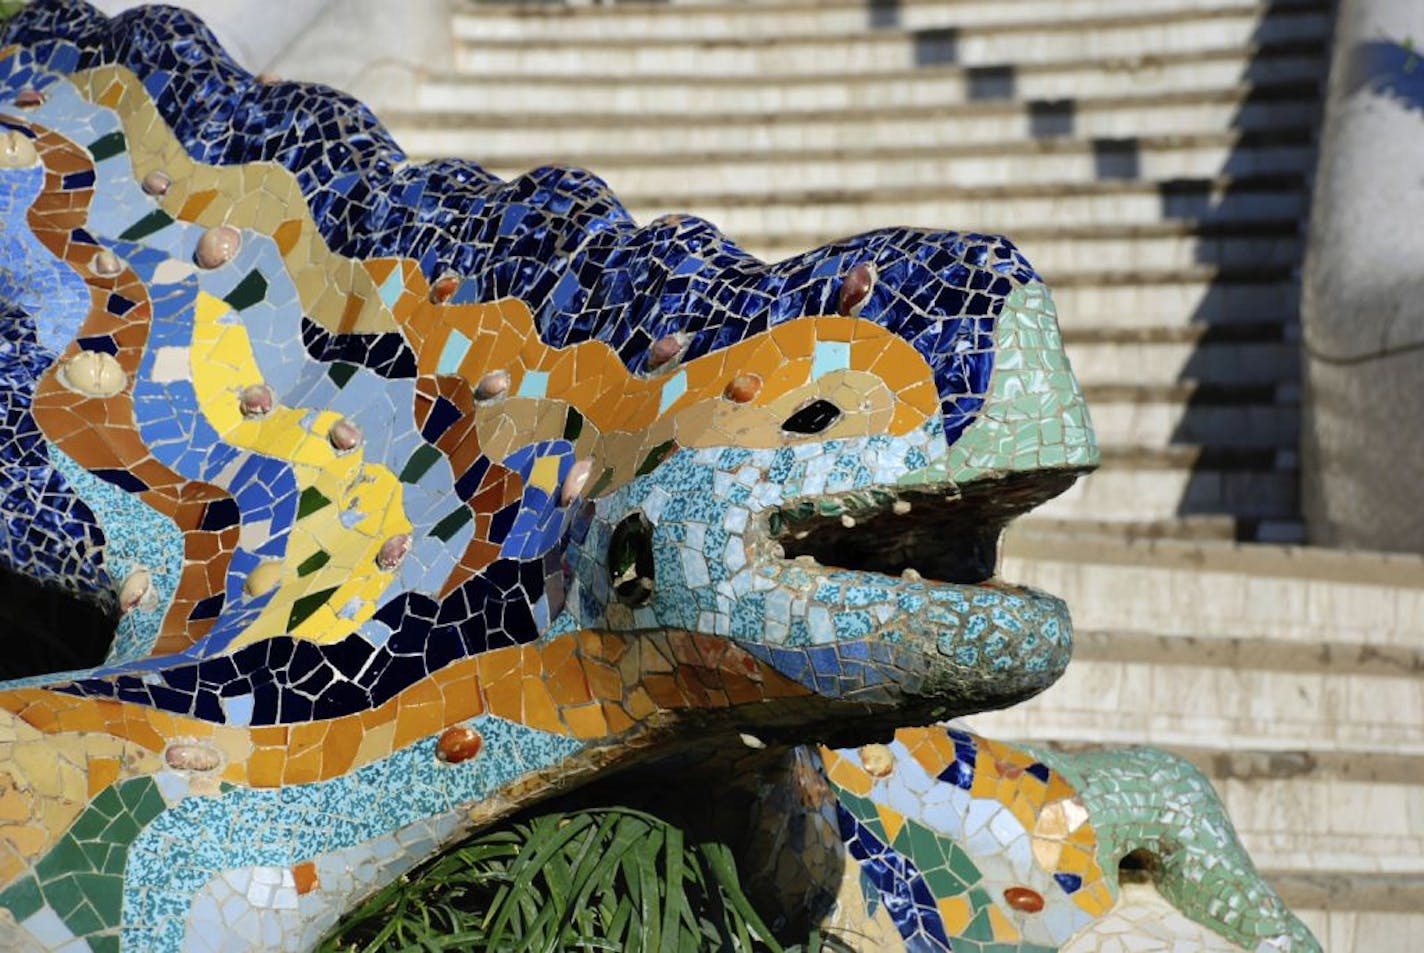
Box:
658 369 687 414
437 331 472 375
517 369 549 398
811 340 851 379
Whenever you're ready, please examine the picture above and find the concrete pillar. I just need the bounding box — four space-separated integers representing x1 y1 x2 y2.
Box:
1301 0 1424 553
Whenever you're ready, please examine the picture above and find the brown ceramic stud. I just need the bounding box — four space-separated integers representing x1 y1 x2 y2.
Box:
256 72 281 85
328 417 362 454
238 383 275 419
58 351 127 398
91 249 123 278
376 533 412 571
118 568 155 613
474 370 510 401
859 743 895 778
141 170 172 197
195 224 241 269
435 725 484 764
0 130 36 169
14 89 43 108
164 741 223 773
647 333 688 371
560 459 593 506
1003 886 1045 913
244 561 283 597
723 373 762 404
837 261 877 317
429 273 460 304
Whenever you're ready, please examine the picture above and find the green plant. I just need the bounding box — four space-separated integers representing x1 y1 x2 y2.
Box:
320 806 854 953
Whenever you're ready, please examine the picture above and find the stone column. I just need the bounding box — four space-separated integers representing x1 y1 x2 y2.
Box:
1301 0 1424 552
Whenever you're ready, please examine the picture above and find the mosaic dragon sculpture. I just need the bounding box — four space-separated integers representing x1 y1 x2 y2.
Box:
0 3 1317 952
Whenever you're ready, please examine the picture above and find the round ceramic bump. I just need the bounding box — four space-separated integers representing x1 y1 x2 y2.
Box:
244 561 283 597
647 332 688 371
858 743 895 778
195 224 241 269
837 261 878 317
91 249 123 278
164 741 224 773
1003 887 1045 914
376 533 412 571
118 568 156 614
58 350 127 398
141 170 172 197
0 130 36 169
327 417 362 454
14 89 43 108
256 72 281 85
429 273 460 304
723 373 762 403
474 369 510 401
560 459 593 506
238 383 275 419
436 725 484 764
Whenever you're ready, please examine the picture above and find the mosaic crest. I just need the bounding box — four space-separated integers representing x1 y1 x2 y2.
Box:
0 2 1315 952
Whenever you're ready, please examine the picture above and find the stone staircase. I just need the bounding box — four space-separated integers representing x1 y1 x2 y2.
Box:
983 530 1424 949
379 0 1424 946
393 0 1327 545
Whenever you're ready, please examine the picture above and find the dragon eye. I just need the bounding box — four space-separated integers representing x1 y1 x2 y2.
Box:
782 399 842 435
608 513 655 607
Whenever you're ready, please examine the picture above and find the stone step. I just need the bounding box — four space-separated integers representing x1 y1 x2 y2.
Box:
969 613 1424 893
416 43 1327 115
1279 877 1424 948
1015 514 1304 543
1081 386 1299 450
481 131 1316 202
998 533 1424 648
1036 446 1298 523
620 174 1307 245
737 220 1303 272
455 0 1328 42
453 4 1331 78
976 632 1424 752
1068 338 1299 388
1047 270 1299 330
390 85 1322 159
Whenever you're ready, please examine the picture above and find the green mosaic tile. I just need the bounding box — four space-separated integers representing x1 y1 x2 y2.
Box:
297 486 331 519
922 865 964 898
288 586 340 630
429 506 473 543
400 445 442 483
117 209 174 241
223 270 269 310
34 835 91 884
963 907 995 942
0 875 43 922
327 361 357 388
636 440 677 477
297 550 331 577
87 130 125 160
90 934 121 953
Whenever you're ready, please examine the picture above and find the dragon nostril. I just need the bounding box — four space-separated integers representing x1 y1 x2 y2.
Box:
608 513 655 607
782 398 842 435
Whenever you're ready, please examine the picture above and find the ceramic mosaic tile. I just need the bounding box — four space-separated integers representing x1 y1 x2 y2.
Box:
0 3 1315 952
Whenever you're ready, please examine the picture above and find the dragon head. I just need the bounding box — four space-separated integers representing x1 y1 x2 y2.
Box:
554 227 1098 735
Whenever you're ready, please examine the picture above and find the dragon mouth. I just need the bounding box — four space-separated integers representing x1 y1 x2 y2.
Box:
767 470 1084 587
